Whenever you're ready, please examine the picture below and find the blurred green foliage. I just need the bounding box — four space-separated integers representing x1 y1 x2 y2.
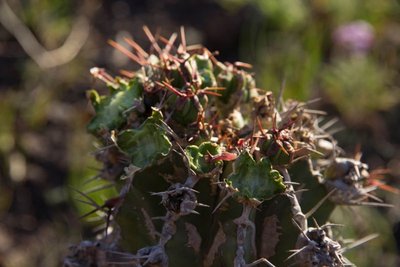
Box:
21 0 73 48
222 0 400 116
322 57 397 121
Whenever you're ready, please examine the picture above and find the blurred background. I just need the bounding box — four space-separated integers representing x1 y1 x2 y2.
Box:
1 0 400 266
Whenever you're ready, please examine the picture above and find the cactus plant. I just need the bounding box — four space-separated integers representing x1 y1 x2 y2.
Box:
64 27 392 267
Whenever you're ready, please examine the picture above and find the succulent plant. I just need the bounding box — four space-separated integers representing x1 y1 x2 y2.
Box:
64 27 392 267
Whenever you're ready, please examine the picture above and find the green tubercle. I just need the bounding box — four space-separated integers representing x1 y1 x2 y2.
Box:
87 78 143 134
226 151 286 201
193 54 216 88
115 110 171 169
216 67 253 105
185 142 222 174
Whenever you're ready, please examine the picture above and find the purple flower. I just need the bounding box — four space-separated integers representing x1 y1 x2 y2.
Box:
333 21 375 54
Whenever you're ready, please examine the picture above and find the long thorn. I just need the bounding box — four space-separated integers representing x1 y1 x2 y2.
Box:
340 233 379 253
286 246 308 261
246 258 276 267
108 39 143 65
143 26 162 55
71 187 101 209
164 32 177 53
180 26 187 53
305 188 337 219
321 117 339 131
212 191 234 214
276 79 285 111
83 183 115 195
124 37 149 58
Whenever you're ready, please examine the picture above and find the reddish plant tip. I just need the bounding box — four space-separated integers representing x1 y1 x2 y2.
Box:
207 151 238 162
